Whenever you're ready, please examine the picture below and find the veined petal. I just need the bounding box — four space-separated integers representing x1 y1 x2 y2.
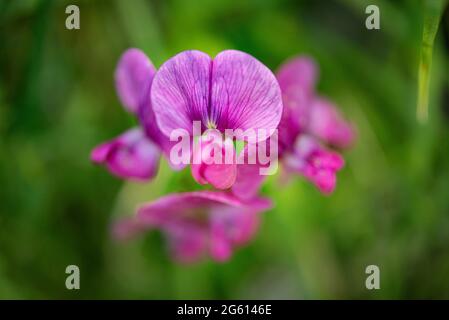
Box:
151 50 211 137
115 48 156 114
138 90 186 170
151 50 282 142
211 50 283 140
90 128 160 181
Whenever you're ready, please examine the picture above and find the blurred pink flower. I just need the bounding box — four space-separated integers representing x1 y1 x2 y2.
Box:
91 49 179 181
283 136 344 194
113 191 271 262
276 56 355 194
91 128 160 180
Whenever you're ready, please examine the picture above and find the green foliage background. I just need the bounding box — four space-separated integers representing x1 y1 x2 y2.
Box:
1 0 449 299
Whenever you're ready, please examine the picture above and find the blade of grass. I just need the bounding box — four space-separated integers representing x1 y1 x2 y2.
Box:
417 0 447 123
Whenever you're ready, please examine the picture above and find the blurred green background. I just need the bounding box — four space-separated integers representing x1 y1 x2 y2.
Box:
1 0 449 299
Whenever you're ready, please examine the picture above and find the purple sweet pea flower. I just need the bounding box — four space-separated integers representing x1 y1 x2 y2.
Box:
150 50 283 190
91 48 177 180
276 56 355 194
113 191 271 262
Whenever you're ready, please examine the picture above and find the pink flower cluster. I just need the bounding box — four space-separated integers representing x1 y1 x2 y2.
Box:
91 49 355 262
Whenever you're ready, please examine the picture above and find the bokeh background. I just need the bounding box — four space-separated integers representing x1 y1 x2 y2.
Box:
1 0 449 299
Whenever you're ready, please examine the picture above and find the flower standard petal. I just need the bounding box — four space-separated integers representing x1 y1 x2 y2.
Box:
115 48 156 114
138 86 186 170
151 50 211 137
211 50 283 140
151 49 283 191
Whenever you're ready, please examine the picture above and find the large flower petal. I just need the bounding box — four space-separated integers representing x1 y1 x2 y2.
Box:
211 50 283 139
115 48 156 114
138 88 186 170
151 50 211 136
90 128 160 181
151 50 283 141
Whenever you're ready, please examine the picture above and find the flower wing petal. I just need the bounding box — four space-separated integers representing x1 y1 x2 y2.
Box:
90 128 160 181
115 48 156 113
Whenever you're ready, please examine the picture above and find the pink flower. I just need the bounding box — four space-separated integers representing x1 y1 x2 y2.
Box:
276 56 355 194
150 50 283 190
91 49 178 181
283 136 344 194
113 191 272 262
